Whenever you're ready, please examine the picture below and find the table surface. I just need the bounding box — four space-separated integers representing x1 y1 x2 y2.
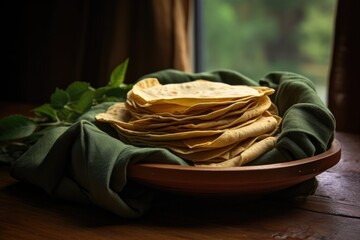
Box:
1 104 360 240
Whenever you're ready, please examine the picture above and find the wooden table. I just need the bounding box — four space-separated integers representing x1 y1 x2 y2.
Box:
1 105 360 239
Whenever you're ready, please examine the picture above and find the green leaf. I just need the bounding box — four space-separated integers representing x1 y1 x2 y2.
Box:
72 89 95 114
93 84 132 103
66 81 91 101
50 88 70 108
109 58 129 88
32 103 58 121
101 96 122 103
0 115 37 141
120 83 133 93
94 86 111 99
1 60 130 161
56 108 73 122
104 87 129 100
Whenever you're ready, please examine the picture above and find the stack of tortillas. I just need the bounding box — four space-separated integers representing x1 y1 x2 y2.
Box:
96 78 282 167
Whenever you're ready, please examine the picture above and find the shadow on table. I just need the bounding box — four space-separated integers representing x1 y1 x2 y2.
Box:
3 179 306 228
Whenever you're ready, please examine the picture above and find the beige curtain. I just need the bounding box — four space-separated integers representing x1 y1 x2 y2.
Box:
107 0 192 84
9 0 359 134
328 0 360 133
2 0 192 104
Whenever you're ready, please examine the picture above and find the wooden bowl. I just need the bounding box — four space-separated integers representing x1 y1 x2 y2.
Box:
127 139 341 196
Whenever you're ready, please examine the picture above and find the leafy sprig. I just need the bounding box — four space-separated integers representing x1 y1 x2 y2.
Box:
0 59 131 163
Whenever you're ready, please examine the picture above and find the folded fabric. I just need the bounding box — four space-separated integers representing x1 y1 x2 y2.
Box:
10 70 336 218
11 105 188 219
141 69 336 165
249 72 335 165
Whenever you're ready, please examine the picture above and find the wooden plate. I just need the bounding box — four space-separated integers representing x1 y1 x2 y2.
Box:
127 139 341 196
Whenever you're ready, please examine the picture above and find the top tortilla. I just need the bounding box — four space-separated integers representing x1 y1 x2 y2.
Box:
129 78 272 105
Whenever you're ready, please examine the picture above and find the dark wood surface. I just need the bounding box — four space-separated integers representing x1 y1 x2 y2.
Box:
1 105 359 239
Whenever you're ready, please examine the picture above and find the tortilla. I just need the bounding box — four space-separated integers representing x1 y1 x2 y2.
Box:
96 78 282 166
130 78 263 103
194 136 277 167
127 78 274 114
96 95 273 131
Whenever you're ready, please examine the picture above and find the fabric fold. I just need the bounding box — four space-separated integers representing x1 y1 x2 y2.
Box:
249 72 335 165
10 69 336 218
11 119 188 218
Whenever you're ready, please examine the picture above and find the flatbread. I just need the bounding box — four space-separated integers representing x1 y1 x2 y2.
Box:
194 136 277 167
130 78 263 103
96 95 273 131
96 78 282 166
127 78 274 114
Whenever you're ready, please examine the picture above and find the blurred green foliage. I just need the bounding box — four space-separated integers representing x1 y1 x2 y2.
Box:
202 0 337 102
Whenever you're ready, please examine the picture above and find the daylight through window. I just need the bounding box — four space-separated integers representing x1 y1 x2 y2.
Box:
196 0 337 104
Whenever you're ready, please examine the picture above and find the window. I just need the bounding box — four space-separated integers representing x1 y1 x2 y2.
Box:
195 0 337 104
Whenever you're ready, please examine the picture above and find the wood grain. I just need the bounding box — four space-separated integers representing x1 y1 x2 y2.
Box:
0 104 359 239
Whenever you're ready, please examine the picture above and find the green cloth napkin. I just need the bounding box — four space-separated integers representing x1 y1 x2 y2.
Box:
141 69 336 164
11 70 335 218
250 72 335 165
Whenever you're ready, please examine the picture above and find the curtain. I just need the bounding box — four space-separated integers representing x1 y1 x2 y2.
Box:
4 0 360 134
2 0 192 104
328 0 360 133
108 0 192 85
